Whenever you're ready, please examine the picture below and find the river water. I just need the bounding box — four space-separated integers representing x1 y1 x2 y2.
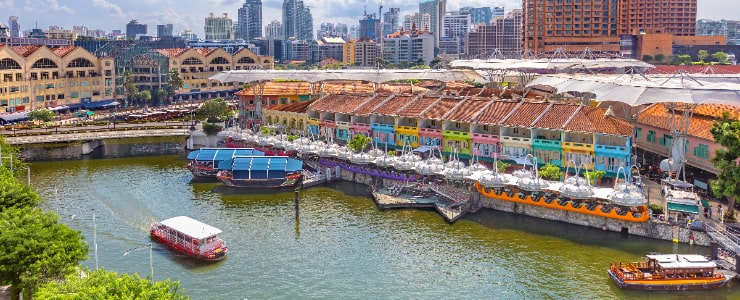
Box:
31 155 739 299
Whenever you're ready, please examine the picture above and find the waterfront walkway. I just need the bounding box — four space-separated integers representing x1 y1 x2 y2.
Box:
3 128 190 144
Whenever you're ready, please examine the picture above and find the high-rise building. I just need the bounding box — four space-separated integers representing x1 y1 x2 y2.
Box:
282 0 313 41
492 7 504 19
419 0 446 48
125 20 147 39
523 0 621 54
403 13 431 32
157 24 173 37
697 19 740 45
237 0 262 41
460 7 492 26
439 13 471 55
265 20 283 38
359 13 380 40
383 30 434 65
8 16 20 37
466 9 522 58
204 12 234 40
619 0 697 36
383 8 401 36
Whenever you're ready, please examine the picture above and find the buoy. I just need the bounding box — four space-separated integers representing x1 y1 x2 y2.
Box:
673 238 679 243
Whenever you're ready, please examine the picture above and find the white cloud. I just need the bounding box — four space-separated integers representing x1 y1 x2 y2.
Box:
0 0 16 10
23 0 73 14
91 0 126 19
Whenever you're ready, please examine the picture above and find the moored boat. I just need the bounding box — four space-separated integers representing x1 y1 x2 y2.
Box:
608 254 731 290
187 148 264 178
150 216 228 261
216 155 303 188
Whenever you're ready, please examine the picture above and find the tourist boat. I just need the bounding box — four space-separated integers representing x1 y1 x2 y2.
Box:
216 155 303 188
150 216 228 261
187 148 264 178
608 254 731 290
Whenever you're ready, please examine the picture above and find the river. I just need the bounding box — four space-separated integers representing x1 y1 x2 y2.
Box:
31 155 738 299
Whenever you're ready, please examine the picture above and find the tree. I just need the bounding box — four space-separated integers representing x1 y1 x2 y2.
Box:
538 164 562 180
709 112 740 220
27 108 55 123
697 49 709 62
348 134 371 152
138 90 152 107
654 54 666 64
712 51 729 64
36 268 189 299
0 207 88 297
642 55 653 62
585 170 606 187
673 54 692 65
198 98 229 123
166 70 184 104
122 70 137 107
0 167 41 210
156 88 168 106
0 137 27 177
496 160 511 173
201 123 223 136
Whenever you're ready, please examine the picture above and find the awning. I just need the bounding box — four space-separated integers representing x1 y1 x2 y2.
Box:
0 112 29 123
67 103 83 109
47 105 69 112
82 100 120 110
668 202 700 214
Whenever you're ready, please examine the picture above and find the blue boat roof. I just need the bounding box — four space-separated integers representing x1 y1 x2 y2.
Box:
218 156 303 172
187 148 264 161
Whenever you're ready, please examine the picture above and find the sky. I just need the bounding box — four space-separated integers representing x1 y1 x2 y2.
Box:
0 0 736 38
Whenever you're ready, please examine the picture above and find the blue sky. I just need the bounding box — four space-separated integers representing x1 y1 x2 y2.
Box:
0 0 735 38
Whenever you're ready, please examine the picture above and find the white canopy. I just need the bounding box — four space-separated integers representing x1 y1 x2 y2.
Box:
450 58 653 71
209 69 486 83
527 73 740 106
159 216 223 240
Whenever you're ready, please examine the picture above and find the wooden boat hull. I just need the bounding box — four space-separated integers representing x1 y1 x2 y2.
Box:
150 229 228 261
608 270 730 290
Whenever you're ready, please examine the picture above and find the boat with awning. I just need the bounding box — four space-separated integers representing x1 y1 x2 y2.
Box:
187 148 264 178
216 156 303 188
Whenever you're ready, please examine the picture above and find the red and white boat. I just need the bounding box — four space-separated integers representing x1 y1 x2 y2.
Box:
150 216 228 261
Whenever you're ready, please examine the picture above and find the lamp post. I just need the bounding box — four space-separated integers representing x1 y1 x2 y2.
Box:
123 243 153 282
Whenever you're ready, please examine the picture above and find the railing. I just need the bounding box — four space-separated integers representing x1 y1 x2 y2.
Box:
706 221 740 255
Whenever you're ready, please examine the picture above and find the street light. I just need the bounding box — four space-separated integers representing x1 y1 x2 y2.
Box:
123 243 154 282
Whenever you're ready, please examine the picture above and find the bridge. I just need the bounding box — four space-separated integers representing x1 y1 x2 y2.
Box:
2 128 191 145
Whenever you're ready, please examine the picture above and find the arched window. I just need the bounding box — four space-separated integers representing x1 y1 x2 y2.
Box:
182 57 203 65
237 57 255 64
67 57 94 68
263 59 271 64
31 58 58 69
0 58 21 70
210 57 230 64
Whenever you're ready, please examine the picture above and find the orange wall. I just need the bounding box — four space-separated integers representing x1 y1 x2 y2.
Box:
637 34 726 58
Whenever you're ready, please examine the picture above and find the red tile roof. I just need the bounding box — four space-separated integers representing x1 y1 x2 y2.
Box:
194 48 215 56
50 46 76 58
10 45 41 57
373 94 415 115
445 97 492 122
266 100 316 113
396 95 439 117
421 96 464 120
500 102 550 127
638 103 716 140
322 80 375 94
354 93 392 116
532 103 580 130
565 106 633 136
309 94 374 114
154 48 189 58
687 104 740 119
237 81 311 96
473 100 520 125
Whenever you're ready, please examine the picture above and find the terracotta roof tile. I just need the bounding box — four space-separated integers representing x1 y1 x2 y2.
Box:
533 103 579 129
354 93 392 116
238 82 311 96
266 99 315 113
473 101 520 125
688 104 740 119
421 96 464 120
396 95 439 117
501 102 550 127
638 103 716 140
194 48 214 56
309 94 374 114
51 46 76 57
322 81 375 94
373 94 415 115
10 45 41 57
565 106 633 136
155 48 189 58
376 83 429 94
445 97 492 122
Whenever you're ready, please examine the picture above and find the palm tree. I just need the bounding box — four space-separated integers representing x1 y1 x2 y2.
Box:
121 70 137 107
167 70 184 104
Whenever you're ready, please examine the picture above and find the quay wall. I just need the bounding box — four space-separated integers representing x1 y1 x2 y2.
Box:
19 136 187 161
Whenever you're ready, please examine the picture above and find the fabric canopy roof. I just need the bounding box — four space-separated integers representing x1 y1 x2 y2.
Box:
0 112 29 123
208 69 486 84
449 58 653 71
526 73 740 106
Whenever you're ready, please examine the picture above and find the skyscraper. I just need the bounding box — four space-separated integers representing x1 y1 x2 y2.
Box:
418 0 446 48
8 16 20 37
265 20 283 38
157 24 173 37
282 0 313 41
618 0 697 36
460 7 492 26
126 20 147 39
359 13 380 40
383 8 400 36
204 12 234 40
237 0 263 41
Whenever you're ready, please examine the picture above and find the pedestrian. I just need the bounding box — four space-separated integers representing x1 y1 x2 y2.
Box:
709 205 713 218
719 205 724 223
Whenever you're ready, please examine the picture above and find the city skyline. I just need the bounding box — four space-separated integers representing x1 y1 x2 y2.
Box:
0 0 734 39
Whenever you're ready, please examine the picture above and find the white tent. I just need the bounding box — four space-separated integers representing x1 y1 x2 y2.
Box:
450 58 654 71
208 69 487 84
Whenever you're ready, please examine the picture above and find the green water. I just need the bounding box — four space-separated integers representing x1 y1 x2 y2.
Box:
31 155 739 299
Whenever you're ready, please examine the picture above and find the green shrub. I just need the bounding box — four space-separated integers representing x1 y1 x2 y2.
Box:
649 204 663 216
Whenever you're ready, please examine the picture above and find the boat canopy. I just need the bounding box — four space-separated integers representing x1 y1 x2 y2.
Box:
219 156 303 180
187 148 264 161
159 216 223 240
646 254 716 269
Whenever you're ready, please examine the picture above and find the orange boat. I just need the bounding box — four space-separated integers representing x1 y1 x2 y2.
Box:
608 254 731 290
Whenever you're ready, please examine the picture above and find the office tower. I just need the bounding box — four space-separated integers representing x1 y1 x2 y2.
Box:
237 0 263 41
125 20 147 39
697 19 740 45
618 0 697 36
383 8 400 36
8 16 20 37
157 24 173 37
359 13 380 40
403 13 431 32
419 0 446 48
282 0 313 41
492 7 504 19
460 6 493 26
265 20 283 38
204 12 234 40
466 9 522 58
